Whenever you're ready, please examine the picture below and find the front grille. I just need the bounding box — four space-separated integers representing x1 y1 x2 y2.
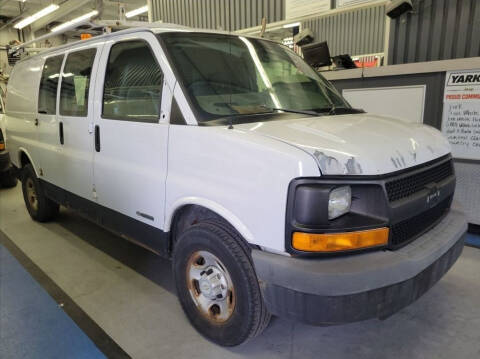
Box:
390 196 452 248
385 159 454 202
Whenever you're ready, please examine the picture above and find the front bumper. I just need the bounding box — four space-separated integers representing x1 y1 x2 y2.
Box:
252 208 467 325
0 151 11 172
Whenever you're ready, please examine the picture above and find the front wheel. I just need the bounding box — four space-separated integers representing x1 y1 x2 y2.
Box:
173 221 270 346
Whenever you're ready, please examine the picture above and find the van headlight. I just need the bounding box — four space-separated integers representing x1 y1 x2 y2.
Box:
328 186 351 220
288 179 389 255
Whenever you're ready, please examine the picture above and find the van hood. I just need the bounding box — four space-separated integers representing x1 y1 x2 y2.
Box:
235 114 451 175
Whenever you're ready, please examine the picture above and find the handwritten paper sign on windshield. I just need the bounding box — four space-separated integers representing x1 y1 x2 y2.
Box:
442 69 480 160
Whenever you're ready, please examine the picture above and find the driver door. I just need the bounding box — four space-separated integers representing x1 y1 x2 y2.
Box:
92 32 170 243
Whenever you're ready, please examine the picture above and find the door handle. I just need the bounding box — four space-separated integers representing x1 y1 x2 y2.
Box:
34 118 39 126
94 125 100 152
59 122 64 145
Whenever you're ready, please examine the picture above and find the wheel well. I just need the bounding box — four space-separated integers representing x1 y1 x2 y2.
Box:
170 205 250 251
20 151 31 168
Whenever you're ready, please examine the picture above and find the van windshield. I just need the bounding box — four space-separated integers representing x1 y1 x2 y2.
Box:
159 32 352 124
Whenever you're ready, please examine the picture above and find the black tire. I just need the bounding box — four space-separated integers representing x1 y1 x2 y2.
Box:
21 164 59 222
173 221 271 346
173 222 270 346
1 168 17 188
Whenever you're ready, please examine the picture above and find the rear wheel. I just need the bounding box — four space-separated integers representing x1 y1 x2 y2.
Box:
173 221 270 346
21 164 59 222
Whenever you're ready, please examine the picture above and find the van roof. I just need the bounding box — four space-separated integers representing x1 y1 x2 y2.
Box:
14 23 259 64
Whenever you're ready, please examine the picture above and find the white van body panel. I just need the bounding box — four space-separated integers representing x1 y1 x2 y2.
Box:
5 56 44 172
166 195 256 242
54 43 104 200
36 53 64 185
92 31 174 228
165 125 320 252
236 114 451 176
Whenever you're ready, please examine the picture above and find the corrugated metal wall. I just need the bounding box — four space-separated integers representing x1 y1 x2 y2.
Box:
301 4 386 57
150 0 284 31
388 0 480 65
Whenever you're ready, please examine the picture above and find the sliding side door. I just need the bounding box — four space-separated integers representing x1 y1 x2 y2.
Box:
56 46 101 199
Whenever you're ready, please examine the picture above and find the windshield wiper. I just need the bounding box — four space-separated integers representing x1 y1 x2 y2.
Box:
260 105 319 116
328 103 336 115
315 106 365 115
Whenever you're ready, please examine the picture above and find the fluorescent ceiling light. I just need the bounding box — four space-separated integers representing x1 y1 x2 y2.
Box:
125 5 148 18
14 4 60 29
283 22 300 28
50 10 99 33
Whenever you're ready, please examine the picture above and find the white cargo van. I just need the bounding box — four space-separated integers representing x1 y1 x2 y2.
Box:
5 26 467 346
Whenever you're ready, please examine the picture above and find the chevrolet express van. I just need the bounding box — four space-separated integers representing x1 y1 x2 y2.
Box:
5 26 467 346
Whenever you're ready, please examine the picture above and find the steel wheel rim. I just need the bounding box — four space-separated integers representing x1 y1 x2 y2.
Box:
25 178 38 211
186 250 235 323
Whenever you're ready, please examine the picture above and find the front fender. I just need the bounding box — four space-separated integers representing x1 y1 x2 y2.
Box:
165 196 254 242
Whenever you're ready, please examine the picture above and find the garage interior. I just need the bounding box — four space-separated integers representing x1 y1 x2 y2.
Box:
1 0 480 358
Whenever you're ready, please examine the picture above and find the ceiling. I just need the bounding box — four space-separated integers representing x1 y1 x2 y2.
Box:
0 0 149 31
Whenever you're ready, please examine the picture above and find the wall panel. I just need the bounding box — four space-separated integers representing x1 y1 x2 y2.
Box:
388 0 480 64
150 0 284 31
301 4 386 57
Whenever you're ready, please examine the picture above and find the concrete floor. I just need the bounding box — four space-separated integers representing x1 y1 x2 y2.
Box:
1 184 480 359
0 242 106 359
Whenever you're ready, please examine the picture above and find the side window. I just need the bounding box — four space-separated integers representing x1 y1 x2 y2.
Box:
38 55 64 114
103 40 163 122
60 48 96 117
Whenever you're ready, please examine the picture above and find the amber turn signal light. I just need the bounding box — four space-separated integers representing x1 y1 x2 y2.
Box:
0 143 5 151
292 227 389 252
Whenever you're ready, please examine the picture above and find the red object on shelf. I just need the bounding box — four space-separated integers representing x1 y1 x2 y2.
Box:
354 58 378 68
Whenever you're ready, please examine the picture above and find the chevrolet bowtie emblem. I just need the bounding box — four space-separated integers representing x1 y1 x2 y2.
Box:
425 183 441 207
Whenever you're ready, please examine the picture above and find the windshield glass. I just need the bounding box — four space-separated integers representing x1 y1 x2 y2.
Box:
159 33 351 123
